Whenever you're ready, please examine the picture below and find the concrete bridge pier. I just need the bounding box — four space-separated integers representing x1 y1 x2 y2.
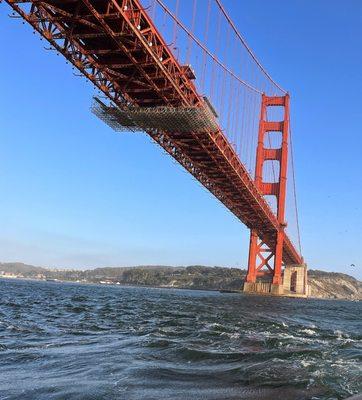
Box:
243 264 309 297
283 264 309 296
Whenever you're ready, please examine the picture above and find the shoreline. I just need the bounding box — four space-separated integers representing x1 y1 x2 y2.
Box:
1 276 360 302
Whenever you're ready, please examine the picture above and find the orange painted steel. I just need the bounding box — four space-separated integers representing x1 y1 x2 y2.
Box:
5 0 303 269
246 95 292 284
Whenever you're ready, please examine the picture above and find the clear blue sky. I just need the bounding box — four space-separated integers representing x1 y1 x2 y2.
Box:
0 1 361 279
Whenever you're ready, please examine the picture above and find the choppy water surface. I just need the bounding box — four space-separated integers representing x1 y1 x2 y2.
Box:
0 279 360 400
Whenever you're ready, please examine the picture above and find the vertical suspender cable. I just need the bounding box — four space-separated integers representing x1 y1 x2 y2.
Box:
289 121 303 256
172 0 180 48
201 0 211 91
213 0 286 95
186 0 197 64
210 7 222 98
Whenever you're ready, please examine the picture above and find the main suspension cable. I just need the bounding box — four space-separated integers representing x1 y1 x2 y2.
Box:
214 0 287 94
154 0 262 94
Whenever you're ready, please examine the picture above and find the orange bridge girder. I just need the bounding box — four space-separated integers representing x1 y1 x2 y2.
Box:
5 0 302 267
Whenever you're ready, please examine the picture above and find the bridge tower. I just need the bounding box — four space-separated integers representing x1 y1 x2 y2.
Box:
244 94 290 295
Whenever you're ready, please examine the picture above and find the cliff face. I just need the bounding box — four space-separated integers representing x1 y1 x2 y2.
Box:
0 263 360 301
308 270 361 300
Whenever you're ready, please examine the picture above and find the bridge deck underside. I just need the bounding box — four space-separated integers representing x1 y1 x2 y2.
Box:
6 0 302 265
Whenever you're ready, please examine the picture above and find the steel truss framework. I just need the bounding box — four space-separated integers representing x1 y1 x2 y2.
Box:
5 0 302 270
246 95 292 284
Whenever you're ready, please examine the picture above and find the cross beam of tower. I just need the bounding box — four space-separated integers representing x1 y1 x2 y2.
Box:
246 95 295 289
4 0 304 294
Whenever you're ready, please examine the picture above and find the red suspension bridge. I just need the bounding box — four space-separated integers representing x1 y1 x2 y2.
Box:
4 0 307 295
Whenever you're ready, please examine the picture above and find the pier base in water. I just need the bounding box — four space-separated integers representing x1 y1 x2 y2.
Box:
243 264 309 297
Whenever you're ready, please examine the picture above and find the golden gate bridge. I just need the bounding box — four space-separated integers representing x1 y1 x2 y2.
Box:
4 0 307 296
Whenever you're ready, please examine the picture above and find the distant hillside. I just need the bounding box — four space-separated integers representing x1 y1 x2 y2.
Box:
0 262 47 274
0 262 360 300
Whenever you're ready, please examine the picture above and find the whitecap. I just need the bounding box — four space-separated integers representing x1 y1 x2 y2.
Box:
300 360 312 367
300 328 317 336
227 332 240 339
334 329 350 340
